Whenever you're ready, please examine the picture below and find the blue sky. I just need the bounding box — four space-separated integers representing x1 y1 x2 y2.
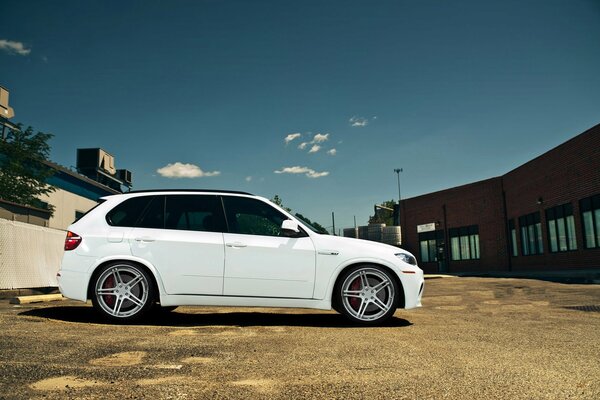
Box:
2 0 600 231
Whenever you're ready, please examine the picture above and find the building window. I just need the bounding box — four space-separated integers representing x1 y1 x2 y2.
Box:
418 230 444 263
449 225 479 261
418 231 437 263
508 219 518 257
546 203 577 252
519 212 543 255
580 194 600 249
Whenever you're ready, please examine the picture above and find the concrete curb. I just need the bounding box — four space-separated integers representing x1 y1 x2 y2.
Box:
424 274 458 279
9 294 65 305
0 287 60 300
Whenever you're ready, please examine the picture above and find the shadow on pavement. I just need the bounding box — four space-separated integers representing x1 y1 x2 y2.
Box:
19 306 413 328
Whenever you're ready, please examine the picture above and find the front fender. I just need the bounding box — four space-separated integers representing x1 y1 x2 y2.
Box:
315 256 403 303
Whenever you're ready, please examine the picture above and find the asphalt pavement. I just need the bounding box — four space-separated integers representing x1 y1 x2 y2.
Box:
0 277 599 399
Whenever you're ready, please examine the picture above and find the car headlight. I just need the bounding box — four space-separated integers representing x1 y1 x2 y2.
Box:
395 253 417 265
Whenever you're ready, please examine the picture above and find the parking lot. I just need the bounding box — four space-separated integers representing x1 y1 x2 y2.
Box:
1 277 599 399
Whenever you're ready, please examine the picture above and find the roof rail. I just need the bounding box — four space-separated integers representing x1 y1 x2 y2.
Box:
123 189 254 195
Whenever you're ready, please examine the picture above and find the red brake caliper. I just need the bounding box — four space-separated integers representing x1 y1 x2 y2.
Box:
349 277 362 310
103 275 115 307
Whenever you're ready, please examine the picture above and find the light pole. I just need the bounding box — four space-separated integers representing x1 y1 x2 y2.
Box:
394 168 403 203
394 168 403 226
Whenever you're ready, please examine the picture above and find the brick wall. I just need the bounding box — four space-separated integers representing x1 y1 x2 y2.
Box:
401 178 508 273
503 124 600 271
401 123 600 273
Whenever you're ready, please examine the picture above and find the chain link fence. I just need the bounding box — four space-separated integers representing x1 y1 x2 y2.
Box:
0 218 64 289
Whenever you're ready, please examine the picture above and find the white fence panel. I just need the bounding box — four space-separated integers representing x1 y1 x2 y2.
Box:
0 218 65 289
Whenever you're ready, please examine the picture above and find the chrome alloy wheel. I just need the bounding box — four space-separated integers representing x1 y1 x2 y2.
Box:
94 265 150 318
340 267 396 322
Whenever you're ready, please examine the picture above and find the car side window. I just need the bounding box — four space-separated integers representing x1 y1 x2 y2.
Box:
165 195 225 232
222 196 287 237
137 196 165 229
106 196 154 227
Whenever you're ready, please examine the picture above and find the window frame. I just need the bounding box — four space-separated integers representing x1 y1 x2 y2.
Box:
545 203 577 253
518 212 543 256
449 225 480 261
418 230 439 263
580 194 600 249
508 219 518 257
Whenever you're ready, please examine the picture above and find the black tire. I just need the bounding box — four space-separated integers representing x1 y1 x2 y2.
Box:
91 262 156 322
334 265 399 325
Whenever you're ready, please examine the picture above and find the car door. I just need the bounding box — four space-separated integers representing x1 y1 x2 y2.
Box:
129 194 226 295
221 196 316 298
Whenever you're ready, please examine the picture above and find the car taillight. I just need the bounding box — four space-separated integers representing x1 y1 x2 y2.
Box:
64 231 82 251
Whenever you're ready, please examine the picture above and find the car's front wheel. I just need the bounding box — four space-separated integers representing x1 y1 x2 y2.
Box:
91 262 155 322
335 265 399 325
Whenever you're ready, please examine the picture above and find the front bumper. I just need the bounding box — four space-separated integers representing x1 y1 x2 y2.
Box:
401 269 424 309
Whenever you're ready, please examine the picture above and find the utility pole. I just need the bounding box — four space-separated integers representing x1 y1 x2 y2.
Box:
394 168 403 203
332 211 336 236
394 168 403 226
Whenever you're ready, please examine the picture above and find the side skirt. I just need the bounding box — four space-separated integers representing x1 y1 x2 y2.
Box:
159 294 332 310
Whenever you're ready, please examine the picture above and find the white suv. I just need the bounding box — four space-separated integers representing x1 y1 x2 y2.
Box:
58 190 423 325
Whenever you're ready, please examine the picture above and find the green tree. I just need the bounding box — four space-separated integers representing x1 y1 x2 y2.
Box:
294 212 329 234
270 194 291 212
0 124 56 213
270 195 328 234
369 199 397 225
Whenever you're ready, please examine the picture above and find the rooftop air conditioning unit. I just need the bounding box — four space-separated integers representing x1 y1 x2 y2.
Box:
0 86 15 119
117 169 132 185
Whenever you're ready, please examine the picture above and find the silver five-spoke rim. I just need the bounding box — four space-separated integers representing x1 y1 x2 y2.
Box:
341 268 395 322
95 265 149 318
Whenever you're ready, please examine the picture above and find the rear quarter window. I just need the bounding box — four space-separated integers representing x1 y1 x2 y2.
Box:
106 196 155 227
72 200 106 224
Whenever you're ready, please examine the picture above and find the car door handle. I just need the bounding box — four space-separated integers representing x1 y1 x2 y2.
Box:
226 242 247 248
318 250 339 256
134 236 155 242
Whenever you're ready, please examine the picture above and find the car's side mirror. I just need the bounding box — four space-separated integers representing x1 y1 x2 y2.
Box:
281 219 300 236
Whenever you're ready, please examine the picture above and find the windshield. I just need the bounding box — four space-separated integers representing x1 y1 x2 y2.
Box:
294 213 329 235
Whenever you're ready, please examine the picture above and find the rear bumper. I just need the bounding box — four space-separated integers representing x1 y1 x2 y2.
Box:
57 252 96 302
57 269 89 302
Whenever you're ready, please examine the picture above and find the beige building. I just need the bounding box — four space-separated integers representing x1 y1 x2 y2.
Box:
0 160 121 230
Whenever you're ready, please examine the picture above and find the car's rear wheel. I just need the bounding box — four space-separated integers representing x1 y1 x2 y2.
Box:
336 265 399 325
91 262 155 322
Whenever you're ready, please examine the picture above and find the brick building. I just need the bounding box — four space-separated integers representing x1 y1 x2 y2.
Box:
400 123 600 274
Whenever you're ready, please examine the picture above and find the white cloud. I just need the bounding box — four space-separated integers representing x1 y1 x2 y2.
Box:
0 39 31 56
289 132 335 154
349 116 368 127
327 148 337 156
313 133 329 143
284 132 302 144
156 162 220 178
245 176 253 182
306 171 329 178
274 166 329 178
275 166 312 174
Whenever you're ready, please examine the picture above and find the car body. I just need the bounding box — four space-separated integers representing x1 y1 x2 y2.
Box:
58 190 424 324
